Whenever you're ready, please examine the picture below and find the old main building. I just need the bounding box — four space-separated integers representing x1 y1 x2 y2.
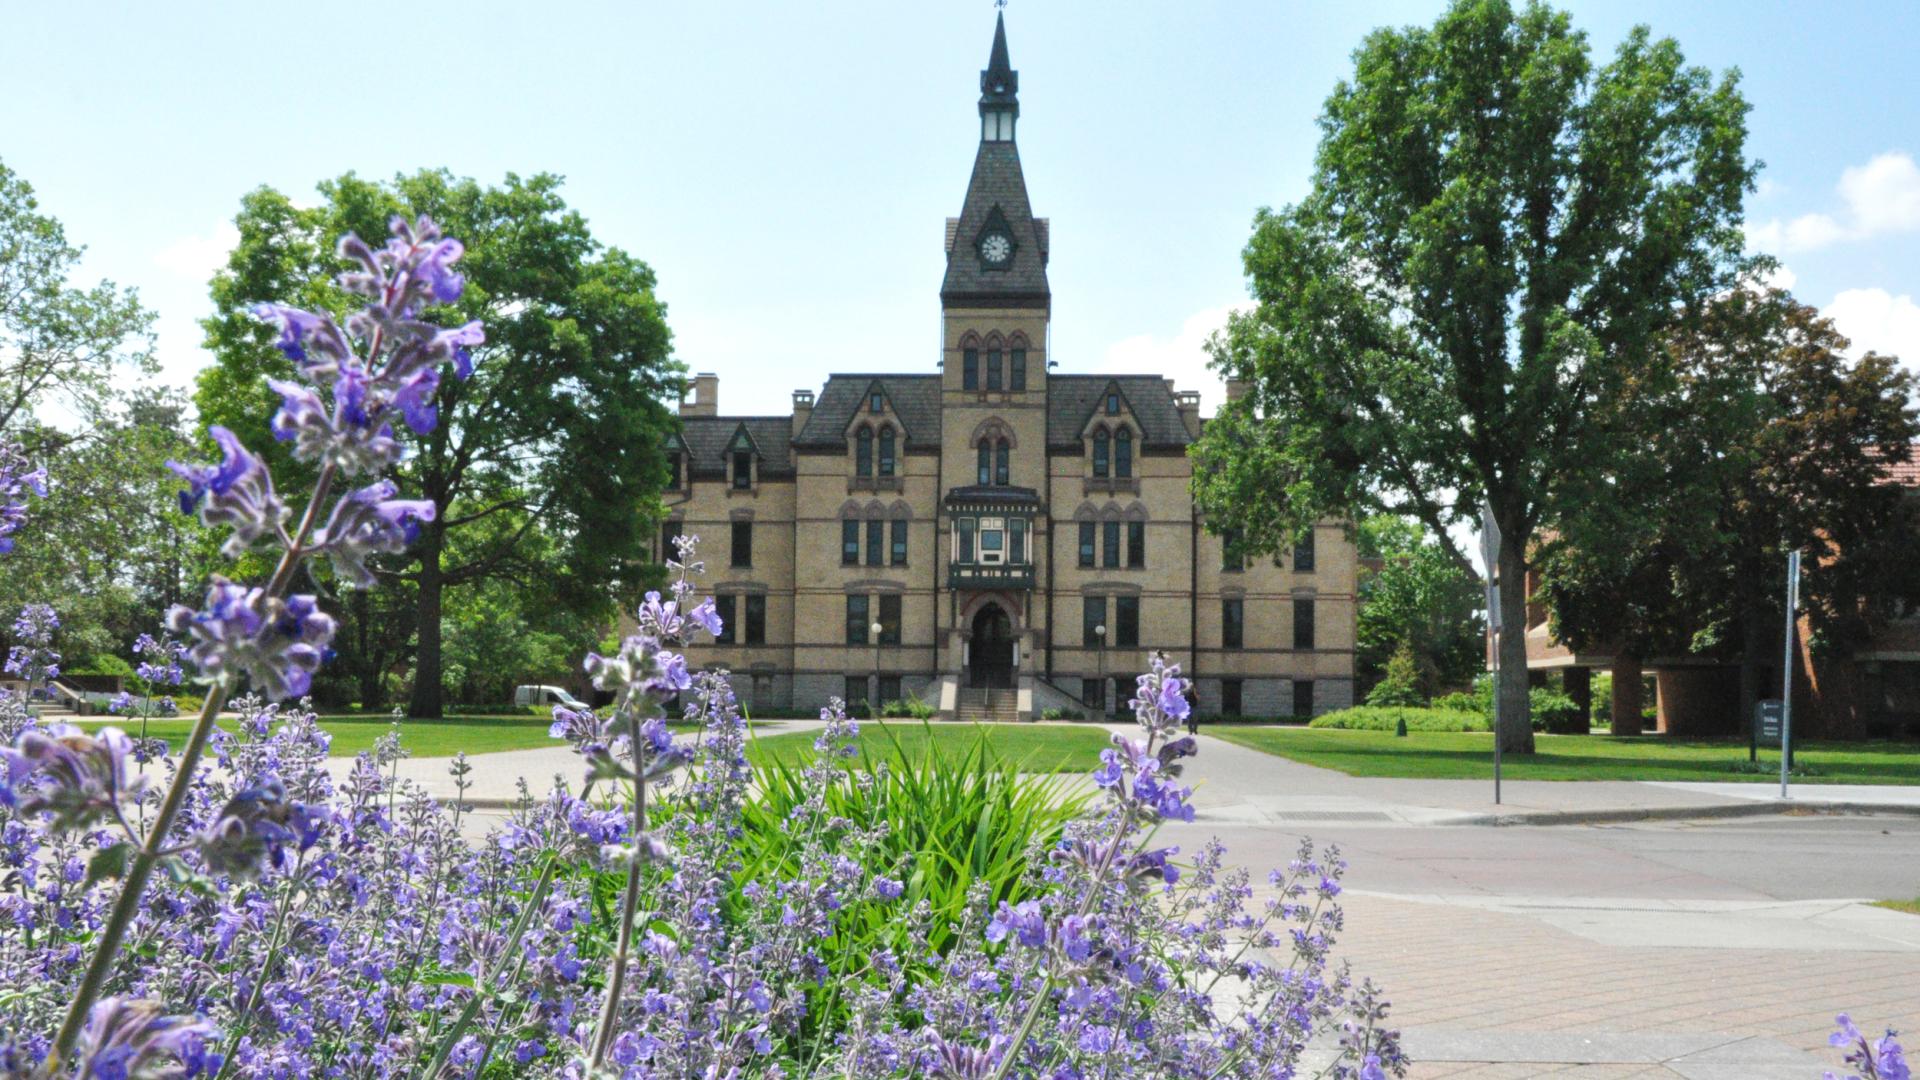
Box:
662 15 1355 721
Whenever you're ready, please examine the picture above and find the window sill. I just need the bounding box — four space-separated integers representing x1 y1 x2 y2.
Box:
849 476 904 493
1083 477 1140 497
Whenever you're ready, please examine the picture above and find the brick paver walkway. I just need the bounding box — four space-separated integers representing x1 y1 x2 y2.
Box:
1335 891 1919 1078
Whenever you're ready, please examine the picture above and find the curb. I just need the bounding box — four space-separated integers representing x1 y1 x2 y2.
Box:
1454 800 1920 828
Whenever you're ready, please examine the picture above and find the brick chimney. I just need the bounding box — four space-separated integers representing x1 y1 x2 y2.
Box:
1173 390 1202 437
1225 377 1250 403
791 389 815 438
680 373 719 417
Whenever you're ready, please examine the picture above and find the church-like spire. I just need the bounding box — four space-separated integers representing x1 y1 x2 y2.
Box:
979 11 1018 142
942 10 1048 308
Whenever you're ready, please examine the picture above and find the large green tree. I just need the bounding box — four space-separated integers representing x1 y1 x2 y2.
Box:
0 157 155 436
1191 0 1757 751
1537 290 1919 736
198 170 681 716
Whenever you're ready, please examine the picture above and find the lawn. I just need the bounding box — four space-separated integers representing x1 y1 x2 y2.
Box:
69 714 560 758
66 714 1112 771
1208 726 1920 785
747 721 1108 774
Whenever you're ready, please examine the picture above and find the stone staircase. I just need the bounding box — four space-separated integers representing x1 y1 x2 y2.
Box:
956 687 1020 723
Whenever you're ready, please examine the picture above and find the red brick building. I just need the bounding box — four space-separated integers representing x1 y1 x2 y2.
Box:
1521 442 1920 740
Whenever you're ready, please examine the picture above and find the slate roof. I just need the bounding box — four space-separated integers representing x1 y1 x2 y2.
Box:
1046 375 1193 450
794 375 943 451
679 416 794 479
940 144 1050 305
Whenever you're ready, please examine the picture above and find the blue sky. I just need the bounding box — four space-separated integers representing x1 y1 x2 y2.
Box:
6 0 1917 419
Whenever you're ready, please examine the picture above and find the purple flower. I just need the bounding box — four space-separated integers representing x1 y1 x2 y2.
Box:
250 303 351 371
310 481 437 588
4 603 61 687
985 899 1047 949
871 876 905 901
0 725 147 831
198 779 317 880
76 998 219 1080
0 442 47 555
166 426 288 558
687 597 724 638
166 580 337 701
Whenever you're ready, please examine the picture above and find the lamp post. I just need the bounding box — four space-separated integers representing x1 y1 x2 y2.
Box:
870 620 884 718
1095 623 1108 719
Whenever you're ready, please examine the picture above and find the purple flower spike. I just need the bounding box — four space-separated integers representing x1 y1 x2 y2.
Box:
251 303 352 371
198 778 318 879
0 725 147 831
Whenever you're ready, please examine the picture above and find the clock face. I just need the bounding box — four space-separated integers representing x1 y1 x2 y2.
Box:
981 233 1012 264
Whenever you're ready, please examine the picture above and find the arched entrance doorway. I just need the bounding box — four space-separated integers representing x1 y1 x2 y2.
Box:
969 604 1015 689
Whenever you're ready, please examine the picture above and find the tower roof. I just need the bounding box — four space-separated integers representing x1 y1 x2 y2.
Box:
944 13 1048 308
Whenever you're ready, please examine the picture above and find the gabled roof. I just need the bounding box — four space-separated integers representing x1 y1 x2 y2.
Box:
795 375 942 450
679 416 794 479
1046 375 1193 450
1887 442 1920 488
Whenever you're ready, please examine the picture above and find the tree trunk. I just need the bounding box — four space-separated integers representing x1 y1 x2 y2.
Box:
1610 652 1644 736
1564 666 1593 735
1737 605 1764 736
1495 537 1535 754
407 523 446 719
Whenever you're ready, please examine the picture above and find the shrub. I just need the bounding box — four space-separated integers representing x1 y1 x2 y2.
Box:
1310 705 1492 732
877 693 936 719
66 653 136 679
1040 706 1083 721
1432 691 1479 713
1365 645 1425 706
1530 688 1586 733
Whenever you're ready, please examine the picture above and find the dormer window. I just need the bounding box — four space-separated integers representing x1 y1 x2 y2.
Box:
1115 428 1133 479
732 450 753 489
1092 428 1110 478
1106 392 1120 416
870 391 884 413
667 450 682 489
855 427 873 477
878 427 896 477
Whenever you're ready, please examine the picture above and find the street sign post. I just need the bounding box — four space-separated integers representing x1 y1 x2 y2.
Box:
1479 505 1502 806
1780 550 1800 799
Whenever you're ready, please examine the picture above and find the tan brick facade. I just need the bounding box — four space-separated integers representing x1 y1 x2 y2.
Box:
655 15 1355 719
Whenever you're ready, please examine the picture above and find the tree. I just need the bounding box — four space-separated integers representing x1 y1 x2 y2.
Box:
0 157 156 436
1191 0 1757 752
199 171 681 717
1356 515 1485 699
0 392 212 663
1538 289 1919 735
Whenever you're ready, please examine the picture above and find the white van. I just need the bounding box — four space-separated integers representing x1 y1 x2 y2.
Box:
513 684 591 710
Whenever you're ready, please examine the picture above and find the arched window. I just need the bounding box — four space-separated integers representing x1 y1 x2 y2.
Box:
994 439 1010 485
855 426 873 477
986 349 1003 390
1115 428 1133 479
877 426 895 477
977 441 992 485
1092 428 1110 478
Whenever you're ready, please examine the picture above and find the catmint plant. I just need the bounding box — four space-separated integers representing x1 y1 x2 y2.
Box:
0 214 481 1078
0 442 46 555
4 604 61 696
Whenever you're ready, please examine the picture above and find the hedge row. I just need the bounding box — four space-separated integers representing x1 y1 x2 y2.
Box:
1307 706 1493 733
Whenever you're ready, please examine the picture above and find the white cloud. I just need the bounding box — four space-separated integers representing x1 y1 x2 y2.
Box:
1098 303 1241 413
152 221 239 283
1826 287 1920 373
1748 151 1920 253
1761 263 1797 292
